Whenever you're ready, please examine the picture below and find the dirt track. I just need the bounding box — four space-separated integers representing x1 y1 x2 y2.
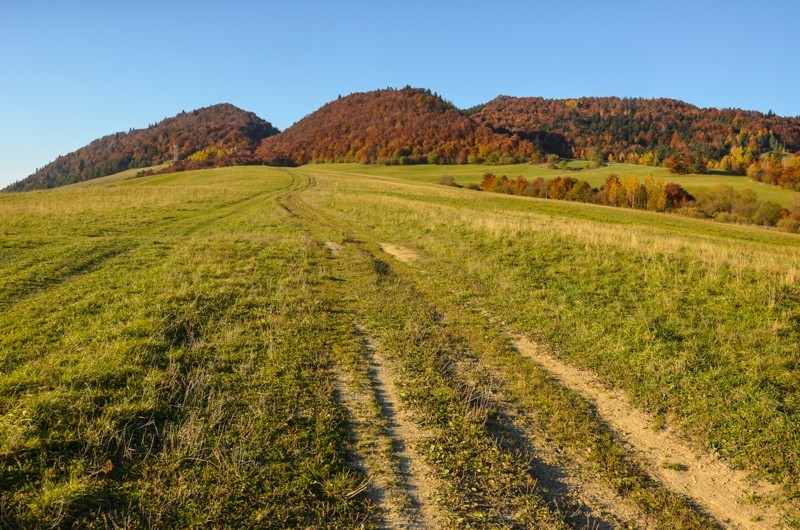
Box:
513 335 784 529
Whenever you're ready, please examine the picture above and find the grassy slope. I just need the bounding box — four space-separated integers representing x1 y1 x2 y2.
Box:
63 163 173 188
0 167 371 527
311 162 800 206
0 166 585 529
302 166 800 518
4 164 798 526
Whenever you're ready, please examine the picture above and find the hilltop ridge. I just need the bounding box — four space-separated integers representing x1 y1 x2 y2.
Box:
255 87 537 166
6 104 278 192
6 89 800 192
473 95 800 168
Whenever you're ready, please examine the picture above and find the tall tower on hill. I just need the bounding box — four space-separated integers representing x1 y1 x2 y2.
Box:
173 144 179 163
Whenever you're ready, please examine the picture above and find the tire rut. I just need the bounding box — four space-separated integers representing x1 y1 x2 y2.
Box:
334 327 441 529
286 170 713 527
360 329 441 529
512 334 787 529
483 393 653 529
286 173 656 528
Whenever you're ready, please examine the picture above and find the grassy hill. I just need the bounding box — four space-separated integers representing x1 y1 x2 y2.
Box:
1 165 799 527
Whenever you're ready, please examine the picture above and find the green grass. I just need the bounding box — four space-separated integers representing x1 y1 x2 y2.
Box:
3 163 798 527
0 167 371 527
63 163 172 188
300 165 800 523
282 178 714 527
310 161 800 206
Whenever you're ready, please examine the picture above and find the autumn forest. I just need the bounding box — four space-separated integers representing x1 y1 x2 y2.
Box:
6 87 800 193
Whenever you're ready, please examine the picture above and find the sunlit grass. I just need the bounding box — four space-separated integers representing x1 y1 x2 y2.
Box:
4 163 799 526
310 161 800 206
0 167 370 527
302 165 800 509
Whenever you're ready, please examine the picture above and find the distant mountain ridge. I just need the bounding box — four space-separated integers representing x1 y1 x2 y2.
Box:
6 89 800 192
5 104 278 192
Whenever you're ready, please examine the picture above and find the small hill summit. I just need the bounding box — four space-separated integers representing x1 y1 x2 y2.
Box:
6 104 278 192
255 87 537 166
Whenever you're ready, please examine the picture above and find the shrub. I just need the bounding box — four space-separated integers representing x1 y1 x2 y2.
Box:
438 175 461 187
777 218 800 233
752 201 783 226
676 207 708 219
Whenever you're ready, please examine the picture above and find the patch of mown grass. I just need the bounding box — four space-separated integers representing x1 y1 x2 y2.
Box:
0 167 370 528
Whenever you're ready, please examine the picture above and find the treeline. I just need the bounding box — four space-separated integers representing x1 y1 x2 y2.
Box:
447 173 800 233
679 185 798 230
744 152 800 190
255 87 539 166
472 96 800 176
6 104 278 192
474 173 694 212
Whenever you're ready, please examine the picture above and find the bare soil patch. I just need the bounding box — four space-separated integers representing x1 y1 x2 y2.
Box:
366 341 439 529
378 243 418 263
323 241 342 254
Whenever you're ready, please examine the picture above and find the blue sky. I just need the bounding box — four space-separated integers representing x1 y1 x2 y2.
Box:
1 0 798 188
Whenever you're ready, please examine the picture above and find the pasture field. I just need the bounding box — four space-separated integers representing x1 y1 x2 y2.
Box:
61 164 173 189
315 162 800 206
1 164 799 528
0 168 373 527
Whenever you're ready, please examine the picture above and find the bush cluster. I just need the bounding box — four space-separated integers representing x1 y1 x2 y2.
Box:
447 173 800 233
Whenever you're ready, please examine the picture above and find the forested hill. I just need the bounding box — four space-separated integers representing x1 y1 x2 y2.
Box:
255 87 537 166
8 91 800 192
471 96 800 171
5 104 278 192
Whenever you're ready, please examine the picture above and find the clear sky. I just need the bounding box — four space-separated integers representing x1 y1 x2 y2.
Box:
1 0 798 188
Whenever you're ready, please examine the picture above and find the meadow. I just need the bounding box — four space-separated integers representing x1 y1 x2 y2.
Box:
0 168 374 527
316 161 800 206
1 164 799 528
